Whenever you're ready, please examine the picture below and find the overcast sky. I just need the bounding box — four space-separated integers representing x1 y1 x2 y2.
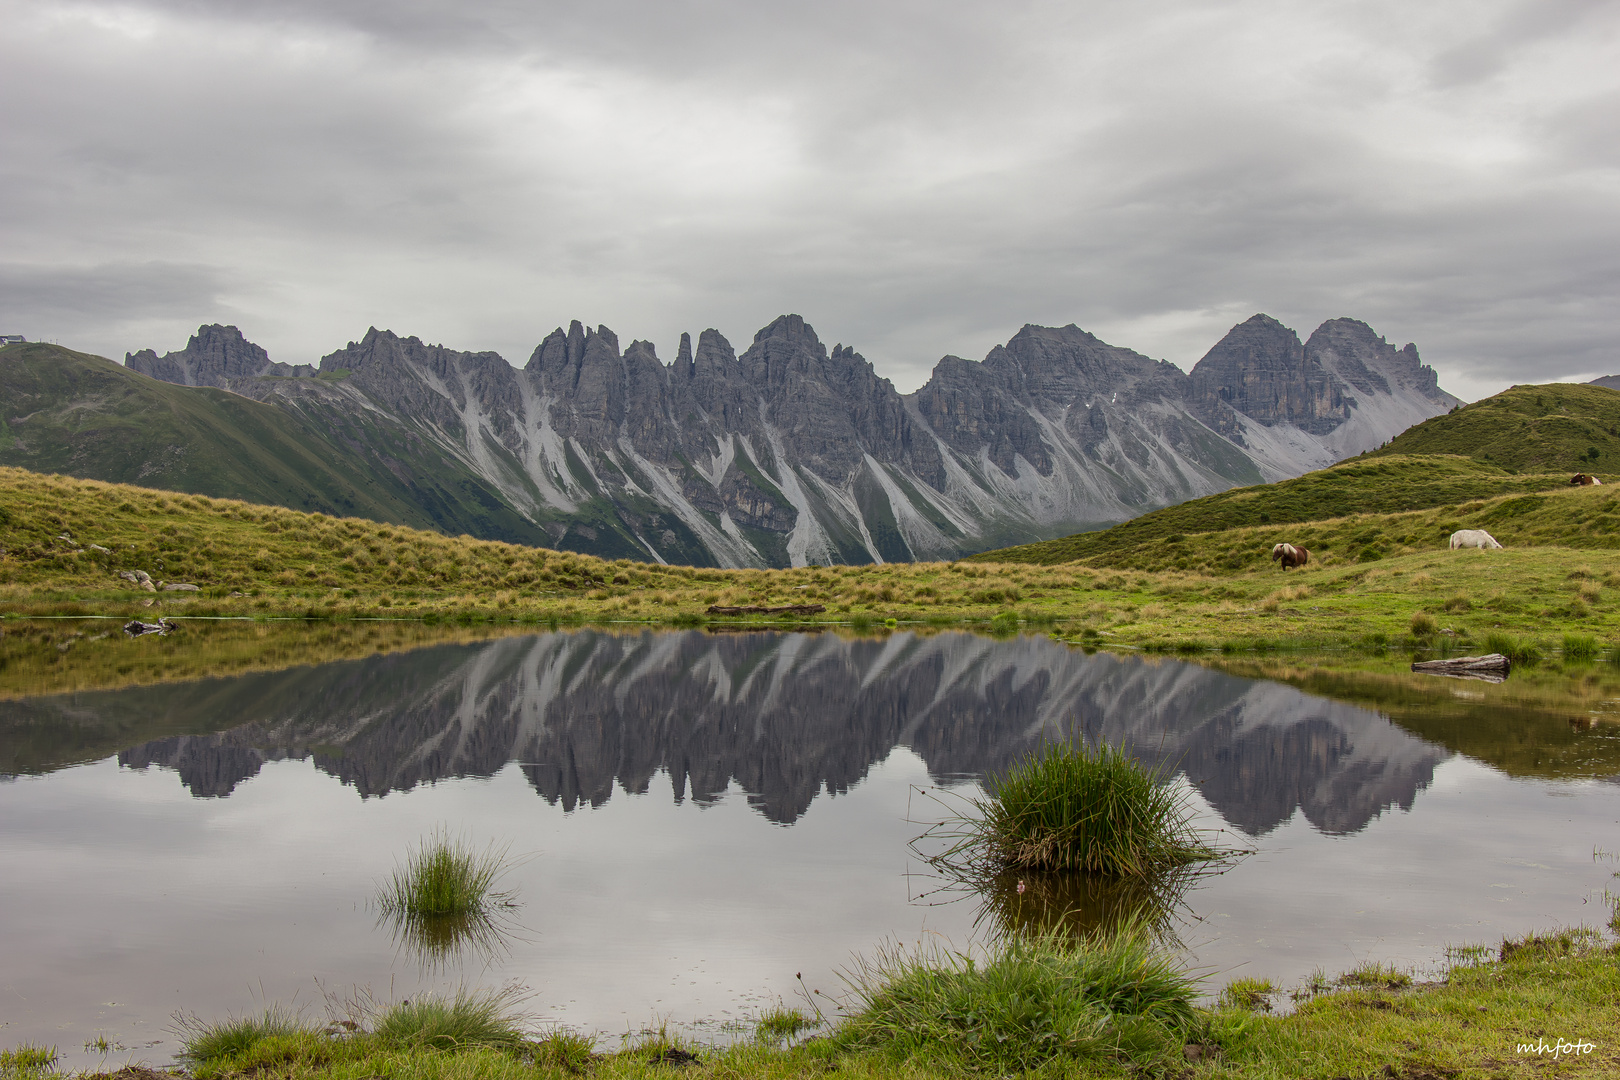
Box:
3 0 1616 401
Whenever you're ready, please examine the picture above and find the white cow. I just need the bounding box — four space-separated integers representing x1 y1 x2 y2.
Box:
1449 529 1503 550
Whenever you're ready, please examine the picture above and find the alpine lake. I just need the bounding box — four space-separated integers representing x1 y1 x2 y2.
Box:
3 622 1619 1069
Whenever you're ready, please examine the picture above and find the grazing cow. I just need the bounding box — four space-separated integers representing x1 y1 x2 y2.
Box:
1571 473 1603 486
1271 542 1309 570
1449 529 1503 550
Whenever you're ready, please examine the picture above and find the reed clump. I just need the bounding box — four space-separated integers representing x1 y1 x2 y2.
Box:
379 832 513 919
1562 633 1599 662
836 927 1199 1073
965 742 1221 877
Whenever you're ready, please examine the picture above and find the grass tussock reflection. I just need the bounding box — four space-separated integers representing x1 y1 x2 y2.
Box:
375 832 522 972
976 865 1205 948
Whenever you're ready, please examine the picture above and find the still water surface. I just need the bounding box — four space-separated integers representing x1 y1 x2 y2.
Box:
2 629 1618 1066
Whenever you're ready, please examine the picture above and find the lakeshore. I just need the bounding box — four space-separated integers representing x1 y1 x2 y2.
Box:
6 928 1618 1079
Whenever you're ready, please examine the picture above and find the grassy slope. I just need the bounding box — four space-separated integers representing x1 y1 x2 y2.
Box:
0 342 555 546
971 469 1620 575
1371 380 1620 471
978 381 1620 569
973 456 1585 567
5 465 1620 664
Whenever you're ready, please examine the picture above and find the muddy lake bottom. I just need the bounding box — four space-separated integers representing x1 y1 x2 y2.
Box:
2 627 1618 1069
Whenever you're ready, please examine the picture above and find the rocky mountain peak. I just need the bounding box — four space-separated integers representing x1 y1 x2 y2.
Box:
126 323 311 387
1189 314 1342 438
752 313 820 348
1305 318 1448 401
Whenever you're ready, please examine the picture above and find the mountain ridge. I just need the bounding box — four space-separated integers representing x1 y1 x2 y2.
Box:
21 312 1459 565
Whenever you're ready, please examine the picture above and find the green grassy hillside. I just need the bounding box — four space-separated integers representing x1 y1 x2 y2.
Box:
975 382 1620 569
1369 381 1620 472
971 455 1585 567
0 341 553 545
976 481 1620 574
7 466 1620 665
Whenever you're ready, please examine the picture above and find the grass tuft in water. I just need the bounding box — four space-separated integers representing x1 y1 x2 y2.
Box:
959 741 1222 877
1337 961 1412 989
1562 633 1599 662
174 1004 314 1064
1483 631 1543 663
1218 976 1276 1011
754 1007 817 1043
835 926 1199 1073
380 832 513 919
369 986 530 1051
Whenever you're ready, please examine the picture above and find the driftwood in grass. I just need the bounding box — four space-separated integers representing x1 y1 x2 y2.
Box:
1411 653 1510 682
705 603 826 616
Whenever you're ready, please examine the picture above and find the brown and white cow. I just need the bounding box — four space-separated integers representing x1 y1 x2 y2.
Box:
1571 473 1603 486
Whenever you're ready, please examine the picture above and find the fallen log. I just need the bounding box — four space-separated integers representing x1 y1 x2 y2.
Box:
1411 653 1511 681
706 603 826 616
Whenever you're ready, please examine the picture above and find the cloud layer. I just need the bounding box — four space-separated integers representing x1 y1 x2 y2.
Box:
2 0 1616 400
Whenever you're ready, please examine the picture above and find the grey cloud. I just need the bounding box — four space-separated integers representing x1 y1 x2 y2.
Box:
1428 0 1609 88
0 261 238 334
2 0 1617 397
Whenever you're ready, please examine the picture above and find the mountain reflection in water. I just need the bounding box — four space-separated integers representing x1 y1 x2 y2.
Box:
8 630 1448 838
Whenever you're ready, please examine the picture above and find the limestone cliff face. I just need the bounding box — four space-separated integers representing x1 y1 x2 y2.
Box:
94 630 1448 837
126 324 313 387
1187 314 1461 480
1190 314 1343 437
121 312 1459 565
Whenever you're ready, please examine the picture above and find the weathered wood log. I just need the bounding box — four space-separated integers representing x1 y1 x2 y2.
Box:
705 603 826 616
1411 653 1510 680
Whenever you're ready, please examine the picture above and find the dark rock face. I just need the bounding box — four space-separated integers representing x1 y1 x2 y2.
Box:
1189 315 1346 437
126 324 313 388
81 630 1447 835
1189 315 1456 448
1306 318 1446 401
120 311 1459 566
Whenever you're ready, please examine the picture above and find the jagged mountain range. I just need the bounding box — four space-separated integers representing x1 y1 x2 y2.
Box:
107 312 1457 566
4 630 1446 836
